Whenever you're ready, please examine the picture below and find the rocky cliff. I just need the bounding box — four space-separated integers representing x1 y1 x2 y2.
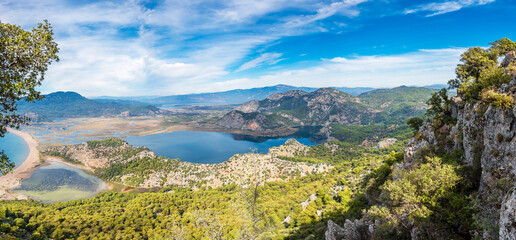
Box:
325 75 516 239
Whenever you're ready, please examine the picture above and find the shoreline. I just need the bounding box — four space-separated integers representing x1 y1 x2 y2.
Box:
0 128 41 200
0 129 112 201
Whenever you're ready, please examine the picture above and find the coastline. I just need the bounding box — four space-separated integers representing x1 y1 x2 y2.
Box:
0 128 41 200
0 129 111 201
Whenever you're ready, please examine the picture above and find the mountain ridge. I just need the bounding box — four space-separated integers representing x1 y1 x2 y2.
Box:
216 86 435 131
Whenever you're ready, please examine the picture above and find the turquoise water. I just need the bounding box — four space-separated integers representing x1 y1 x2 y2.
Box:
0 132 30 168
125 131 316 164
13 162 107 203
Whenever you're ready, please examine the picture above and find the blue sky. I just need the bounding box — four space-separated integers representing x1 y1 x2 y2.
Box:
2 0 515 96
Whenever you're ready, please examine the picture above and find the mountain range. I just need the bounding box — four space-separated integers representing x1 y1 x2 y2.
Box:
216 86 435 131
93 85 376 107
93 84 446 107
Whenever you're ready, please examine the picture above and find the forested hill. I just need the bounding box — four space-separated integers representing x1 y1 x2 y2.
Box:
17 91 163 121
216 86 435 131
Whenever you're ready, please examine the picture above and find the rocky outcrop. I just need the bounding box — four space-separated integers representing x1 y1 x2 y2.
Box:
325 219 374 240
215 110 276 131
268 138 310 157
375 138 397 149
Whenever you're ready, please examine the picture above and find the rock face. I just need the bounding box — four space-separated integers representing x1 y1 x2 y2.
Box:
216 88 377 131
325 219 374 240
326 78 516 239
401 78 516 239
375 138 397 149
214 110 277 131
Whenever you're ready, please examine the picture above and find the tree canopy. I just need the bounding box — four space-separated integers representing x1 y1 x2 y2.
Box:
448 38 515 101
0 20 59 175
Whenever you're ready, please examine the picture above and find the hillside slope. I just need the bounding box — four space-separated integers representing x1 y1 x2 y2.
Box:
17 91 163 121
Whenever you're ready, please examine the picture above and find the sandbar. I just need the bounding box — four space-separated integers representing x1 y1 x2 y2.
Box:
0 128 41 200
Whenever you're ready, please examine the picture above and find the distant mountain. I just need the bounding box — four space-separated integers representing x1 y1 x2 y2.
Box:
216 88 378 131
93 85 375 107
92 98 154 106
334 87 374 96
147 85 317 107
216 86 435 131
17 91 163 121
421 84 449 90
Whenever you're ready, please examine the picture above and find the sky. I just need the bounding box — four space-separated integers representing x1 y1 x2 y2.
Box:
2 0 515 96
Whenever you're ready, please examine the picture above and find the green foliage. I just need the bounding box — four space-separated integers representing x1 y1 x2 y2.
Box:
0 150 15 175
449 38 515 101
480 88 514 108
367 157 471 237
0 172 340 239
86 138 126 148
406 116 424 132
330 124 413 144
489 37 516 56
0 20 59 175
98 157 178 185
426 88 455 129
359 86 435 124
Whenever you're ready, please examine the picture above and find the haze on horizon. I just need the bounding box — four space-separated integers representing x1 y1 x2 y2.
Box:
1 0 515 97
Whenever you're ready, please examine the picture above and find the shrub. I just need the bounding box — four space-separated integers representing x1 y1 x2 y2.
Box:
367 157 463 234
0 223 11 233
480 88 514 108
407 117 424 132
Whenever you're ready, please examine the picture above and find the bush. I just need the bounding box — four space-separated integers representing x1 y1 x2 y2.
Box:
480 88 514 108
407 117 424 132
367 157 463 234
449 38 514 102
0 223 11 233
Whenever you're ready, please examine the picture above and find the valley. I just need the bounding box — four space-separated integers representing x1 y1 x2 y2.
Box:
0 85 424 205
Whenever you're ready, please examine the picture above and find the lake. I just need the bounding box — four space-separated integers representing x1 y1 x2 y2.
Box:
0 132 29 168
125 131 317 164
13 162 107 203
2 129 316 203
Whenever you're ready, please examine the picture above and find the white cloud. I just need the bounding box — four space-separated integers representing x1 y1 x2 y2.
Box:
404 0 495 17
235 53 284 72
202 48 465 93
1 0 372 96
276 0 367 35
3 0 472 97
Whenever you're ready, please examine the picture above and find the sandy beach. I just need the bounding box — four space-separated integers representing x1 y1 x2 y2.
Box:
0 128 41 200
